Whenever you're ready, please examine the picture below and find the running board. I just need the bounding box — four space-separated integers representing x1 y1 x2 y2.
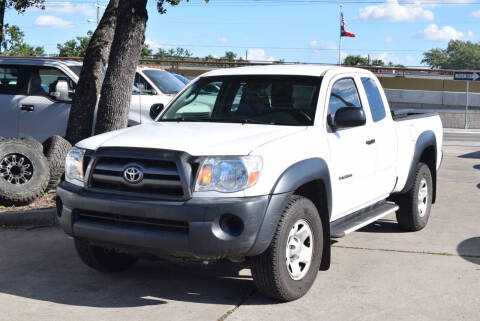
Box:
330 202 399 238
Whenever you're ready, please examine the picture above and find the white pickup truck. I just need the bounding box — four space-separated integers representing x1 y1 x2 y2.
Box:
56 65 443 302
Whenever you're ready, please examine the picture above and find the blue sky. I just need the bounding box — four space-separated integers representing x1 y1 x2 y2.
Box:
6 0 480 66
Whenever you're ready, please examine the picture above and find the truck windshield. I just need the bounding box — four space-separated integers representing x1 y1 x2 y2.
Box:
160 75 322 126
142 70 185 94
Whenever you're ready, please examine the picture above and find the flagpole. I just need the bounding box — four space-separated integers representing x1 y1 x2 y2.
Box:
339 4 343 66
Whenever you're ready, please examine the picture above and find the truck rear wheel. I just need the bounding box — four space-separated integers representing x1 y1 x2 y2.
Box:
395 162 433 231
74 238 138 273
250 195 323 302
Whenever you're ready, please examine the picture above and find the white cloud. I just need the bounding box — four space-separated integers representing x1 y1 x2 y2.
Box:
419 24 464 42
217 37 228 43
359 0 434 22
45 2 94 16
385 36 392 42
145 39 164 50
34 15 72 28
374 52 401 64
310 40 318 47
247 49 274 61
473 10 480 18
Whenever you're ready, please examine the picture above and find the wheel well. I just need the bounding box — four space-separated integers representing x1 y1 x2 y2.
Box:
419 146 437 203
294 180 331 271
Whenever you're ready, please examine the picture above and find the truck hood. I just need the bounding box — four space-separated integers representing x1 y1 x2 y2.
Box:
77 122 307 156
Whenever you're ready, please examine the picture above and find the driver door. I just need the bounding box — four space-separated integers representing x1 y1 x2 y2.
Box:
17 66 74 143
326 75 377 220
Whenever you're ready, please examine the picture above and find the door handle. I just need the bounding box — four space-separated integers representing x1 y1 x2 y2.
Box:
20 105 34 112
366 139 376 145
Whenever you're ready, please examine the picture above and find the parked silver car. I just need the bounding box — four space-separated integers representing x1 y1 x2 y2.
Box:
0 58 185 143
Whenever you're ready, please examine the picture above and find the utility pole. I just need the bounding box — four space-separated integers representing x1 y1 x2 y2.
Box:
245 50 248 61
96 0 100 25
88 0 105 25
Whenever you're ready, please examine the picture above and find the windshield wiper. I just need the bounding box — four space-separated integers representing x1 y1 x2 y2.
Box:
159 117 207 122
208 118 275 125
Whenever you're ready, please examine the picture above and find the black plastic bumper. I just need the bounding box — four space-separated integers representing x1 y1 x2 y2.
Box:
56 182 291 259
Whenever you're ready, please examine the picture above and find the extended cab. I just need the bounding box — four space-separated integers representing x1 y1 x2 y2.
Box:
56 65 443 302
0 58 185 143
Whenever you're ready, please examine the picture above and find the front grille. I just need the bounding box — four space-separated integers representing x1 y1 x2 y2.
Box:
76 210 189 233
86 148 193 200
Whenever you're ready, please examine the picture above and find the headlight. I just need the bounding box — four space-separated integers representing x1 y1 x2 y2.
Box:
65 147 86 186
195 156 262 193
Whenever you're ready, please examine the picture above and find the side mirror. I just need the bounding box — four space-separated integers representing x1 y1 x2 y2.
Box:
332 107 366 130
149 103 164 119
49 80 72 102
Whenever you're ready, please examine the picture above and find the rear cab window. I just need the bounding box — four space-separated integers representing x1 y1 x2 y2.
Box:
361 77 386 122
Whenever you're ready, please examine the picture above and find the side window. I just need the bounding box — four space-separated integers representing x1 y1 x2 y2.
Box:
27 67 74 97
0 66 21 95
134 73 153 92
328 78 362 121
361 77 386 122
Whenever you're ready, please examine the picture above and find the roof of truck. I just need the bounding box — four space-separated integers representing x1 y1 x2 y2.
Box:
202 64 373 78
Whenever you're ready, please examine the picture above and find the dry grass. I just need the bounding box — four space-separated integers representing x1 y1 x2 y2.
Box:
0 191 56 213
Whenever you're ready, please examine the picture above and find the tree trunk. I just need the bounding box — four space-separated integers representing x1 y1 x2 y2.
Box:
94 0 148 135
0 0 6 53
65 0 119 145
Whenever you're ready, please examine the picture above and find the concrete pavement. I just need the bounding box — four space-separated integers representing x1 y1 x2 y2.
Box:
0 143 479 321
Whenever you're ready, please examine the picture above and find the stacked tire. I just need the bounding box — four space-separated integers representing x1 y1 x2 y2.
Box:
0 136 71 206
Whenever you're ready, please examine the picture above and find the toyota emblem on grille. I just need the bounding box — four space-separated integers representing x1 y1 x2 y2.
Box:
123 166 144 184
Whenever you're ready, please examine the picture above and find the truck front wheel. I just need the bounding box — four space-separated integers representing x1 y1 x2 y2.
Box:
395 162 433 231
250 195 323 302
74 238 138 273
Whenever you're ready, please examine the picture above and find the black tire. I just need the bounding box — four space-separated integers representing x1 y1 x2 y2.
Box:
0 139 50 205
21 136 44 153
74 238 138 273
0 137 43 152
395 162 433 231
43 135 72 191
250 195 323 302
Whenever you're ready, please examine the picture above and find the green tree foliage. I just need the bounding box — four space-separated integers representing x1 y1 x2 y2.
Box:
221 51 237 61
371 59 384 66
141 43 153 58
422 40 480 69
1 24 45 56
57 31 92 57
0 1 45 52
152 47 193 59
343 55 369 66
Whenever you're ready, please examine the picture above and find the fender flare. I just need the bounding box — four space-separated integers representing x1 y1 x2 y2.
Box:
271 158 332 217
400 130 437 202
247 158 332 270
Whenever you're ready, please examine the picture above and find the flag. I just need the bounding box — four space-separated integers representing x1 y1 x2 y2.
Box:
341 13 355 38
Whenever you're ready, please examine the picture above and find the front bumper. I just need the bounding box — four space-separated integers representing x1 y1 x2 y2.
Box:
56 182 291 259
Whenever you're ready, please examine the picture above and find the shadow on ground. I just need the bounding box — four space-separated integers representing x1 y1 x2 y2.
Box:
457 237 480 265
358 219 407 234
0 228 260 309
458 151 480 159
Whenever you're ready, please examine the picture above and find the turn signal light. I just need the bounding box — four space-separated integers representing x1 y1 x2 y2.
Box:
198 165 212 186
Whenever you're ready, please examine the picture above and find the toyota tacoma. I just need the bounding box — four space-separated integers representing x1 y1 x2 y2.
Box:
57 65 443 302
